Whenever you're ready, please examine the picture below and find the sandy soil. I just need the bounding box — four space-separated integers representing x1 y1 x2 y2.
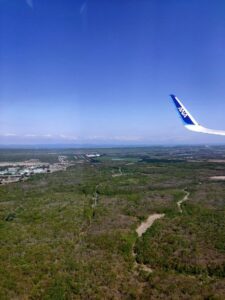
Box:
210 176 225 180
136 213 165 237
208 159 225 163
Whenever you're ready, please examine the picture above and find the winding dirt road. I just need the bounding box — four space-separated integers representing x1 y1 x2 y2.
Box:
177 190 189 213
133 189 189 272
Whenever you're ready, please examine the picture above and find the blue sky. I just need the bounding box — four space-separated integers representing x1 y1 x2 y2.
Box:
1 0 225 145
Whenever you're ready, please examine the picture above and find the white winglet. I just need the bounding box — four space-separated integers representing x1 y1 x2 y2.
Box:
170 95 225 136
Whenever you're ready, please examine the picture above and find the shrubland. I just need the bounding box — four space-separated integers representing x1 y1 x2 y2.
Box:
0 146 225 299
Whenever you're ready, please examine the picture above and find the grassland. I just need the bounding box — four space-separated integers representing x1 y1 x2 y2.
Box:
0 146 225 299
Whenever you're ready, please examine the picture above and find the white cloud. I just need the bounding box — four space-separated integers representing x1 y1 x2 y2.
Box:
111 136 142 141
85 135 105 140
25 134 37 137
1 133 17 137
0 132 143 144
43 134 53 138
59 134 78 141
82 135 143 143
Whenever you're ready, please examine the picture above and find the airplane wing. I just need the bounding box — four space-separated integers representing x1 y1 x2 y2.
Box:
170 94 225 136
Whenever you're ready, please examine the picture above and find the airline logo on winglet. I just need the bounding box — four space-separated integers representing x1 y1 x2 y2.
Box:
178 106 188 118
170 94 196 125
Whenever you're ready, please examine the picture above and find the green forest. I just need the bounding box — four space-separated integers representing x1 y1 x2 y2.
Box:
0 146 225 299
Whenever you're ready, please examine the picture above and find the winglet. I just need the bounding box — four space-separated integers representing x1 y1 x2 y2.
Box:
170 94 198 126
170 94 225 136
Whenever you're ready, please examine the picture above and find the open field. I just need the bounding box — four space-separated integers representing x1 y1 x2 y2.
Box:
0 146 225 299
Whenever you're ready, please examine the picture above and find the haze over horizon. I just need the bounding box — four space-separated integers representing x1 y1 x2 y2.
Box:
1 0 225 145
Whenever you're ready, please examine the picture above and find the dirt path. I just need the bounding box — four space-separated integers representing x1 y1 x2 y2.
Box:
177 190 189 213
136 213 165 237
133 189 189 273
133 213 165 273
92 184 100 208
112 167 123 177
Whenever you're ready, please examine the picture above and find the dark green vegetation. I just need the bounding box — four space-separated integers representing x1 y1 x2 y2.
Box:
0 146 225 299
